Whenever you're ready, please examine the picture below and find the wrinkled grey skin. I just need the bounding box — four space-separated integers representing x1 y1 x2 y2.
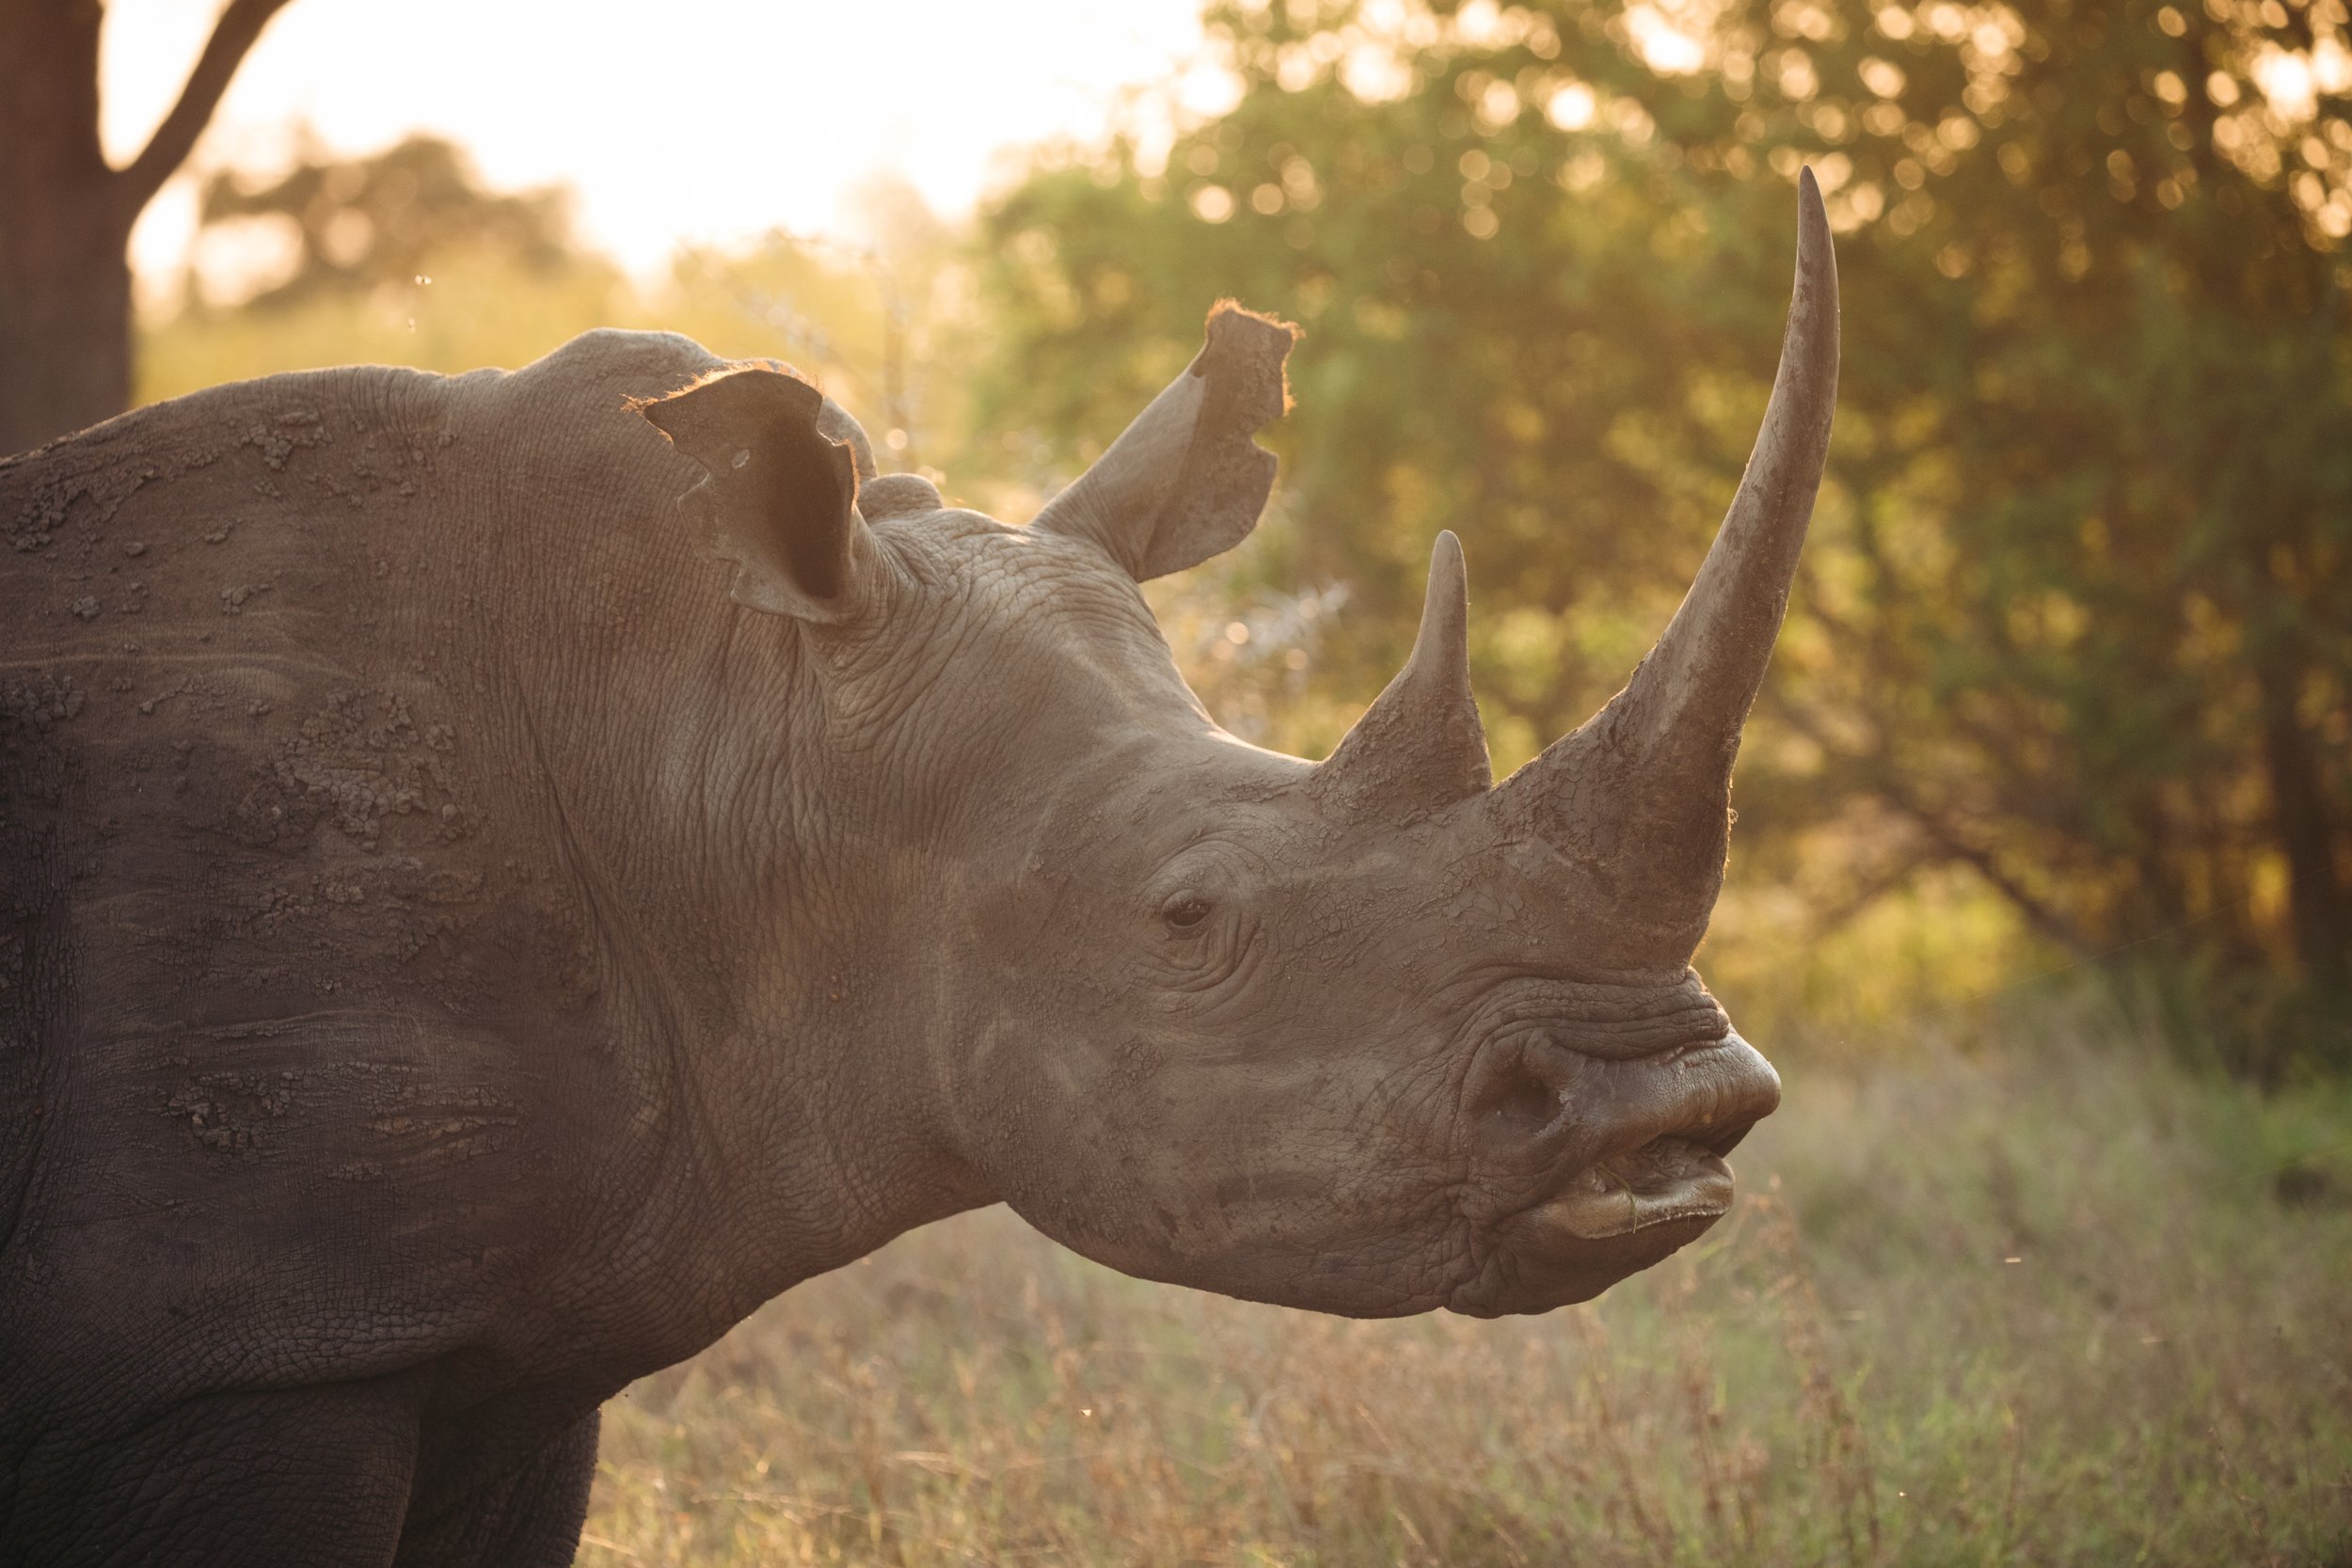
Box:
0 177 1835 1564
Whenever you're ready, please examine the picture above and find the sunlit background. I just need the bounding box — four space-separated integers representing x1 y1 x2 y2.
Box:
105 0 1225 301
24 0 2352 1559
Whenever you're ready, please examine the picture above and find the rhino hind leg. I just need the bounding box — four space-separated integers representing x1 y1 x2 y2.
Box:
391 1410 600 1568
3 1377 419 1567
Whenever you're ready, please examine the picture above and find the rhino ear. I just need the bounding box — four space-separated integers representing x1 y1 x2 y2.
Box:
1032 302 1296 581
637 367 884 622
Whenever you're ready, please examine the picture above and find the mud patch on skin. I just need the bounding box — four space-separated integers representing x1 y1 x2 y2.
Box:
8 456 165 555
150 1026 528 1169
351 1066 521 1164
159 1069 300 1159
239 860 485 947
366 1092 519 1155
0 675 86 733
6 388 445 606
6 404 332 559
227 690 475 855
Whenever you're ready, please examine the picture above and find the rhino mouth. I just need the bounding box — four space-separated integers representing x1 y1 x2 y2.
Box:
1535 1134 1736 1240
1452 1147 1735 1317
1445 1034 1777 1316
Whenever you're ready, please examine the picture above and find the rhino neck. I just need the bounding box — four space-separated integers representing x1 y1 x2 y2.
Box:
495 598 999 1357
421 341 1004 1364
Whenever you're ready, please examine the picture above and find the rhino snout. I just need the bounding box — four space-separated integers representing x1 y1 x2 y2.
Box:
1469 1029 1777 1160
1450 1028 1780 1312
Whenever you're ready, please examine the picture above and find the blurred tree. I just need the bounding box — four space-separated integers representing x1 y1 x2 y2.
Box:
195 134 575 309
0 0 295 454
140 135 628 404
655 178 967 476
970 0 2350 1068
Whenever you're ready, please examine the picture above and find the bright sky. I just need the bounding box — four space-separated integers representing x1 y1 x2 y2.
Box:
105 0 1232 289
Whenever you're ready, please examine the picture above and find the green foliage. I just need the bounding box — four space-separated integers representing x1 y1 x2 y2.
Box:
963 0 2352 1069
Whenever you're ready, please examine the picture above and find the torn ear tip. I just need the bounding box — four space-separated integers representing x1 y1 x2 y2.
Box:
657 363 825 408
1205 298 1302 341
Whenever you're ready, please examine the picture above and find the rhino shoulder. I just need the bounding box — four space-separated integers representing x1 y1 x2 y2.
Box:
492 329 729 419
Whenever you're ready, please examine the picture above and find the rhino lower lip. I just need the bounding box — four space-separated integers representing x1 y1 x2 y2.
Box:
1450 1135 1736 1316
1531 1135 1735 1241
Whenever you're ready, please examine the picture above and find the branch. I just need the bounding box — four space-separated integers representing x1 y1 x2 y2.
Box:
116 0 297 214
1773 698 2101 959
1902 811 2100 960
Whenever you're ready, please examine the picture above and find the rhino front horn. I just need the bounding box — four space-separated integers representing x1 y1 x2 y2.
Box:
1312 531 1491 819
1492 168 1839 962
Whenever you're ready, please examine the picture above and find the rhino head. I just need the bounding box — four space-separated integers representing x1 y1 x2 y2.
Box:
640 175 1836 1318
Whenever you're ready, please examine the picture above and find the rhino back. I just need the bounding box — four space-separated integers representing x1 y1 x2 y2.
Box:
0 331 740 1388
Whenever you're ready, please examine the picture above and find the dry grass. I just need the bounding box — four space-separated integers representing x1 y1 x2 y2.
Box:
580 1013 2352 1566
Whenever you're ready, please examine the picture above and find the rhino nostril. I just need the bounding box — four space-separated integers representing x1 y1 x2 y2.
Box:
1475 1068 1558 1137
1468 1037 1583 1145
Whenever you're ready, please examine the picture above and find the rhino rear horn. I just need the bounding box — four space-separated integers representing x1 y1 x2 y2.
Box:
1313 531 1491 818
638 367 888 623
1032 302 1296 580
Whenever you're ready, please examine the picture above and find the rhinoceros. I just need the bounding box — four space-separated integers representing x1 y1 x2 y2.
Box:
0 175 1835 1563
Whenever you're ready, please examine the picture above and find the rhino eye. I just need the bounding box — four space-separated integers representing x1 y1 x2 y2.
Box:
1161 892 1213 932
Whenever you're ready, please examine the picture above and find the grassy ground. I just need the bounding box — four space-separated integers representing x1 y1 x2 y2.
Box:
579 1006 2352 1566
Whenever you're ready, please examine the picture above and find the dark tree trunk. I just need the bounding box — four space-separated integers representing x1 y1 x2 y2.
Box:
0 199 134 459
0 0 129 456
0 0 294 457
2256 647 2350 989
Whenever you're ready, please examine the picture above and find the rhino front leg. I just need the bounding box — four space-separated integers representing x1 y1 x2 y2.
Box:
3 1378 420 1567
392 1410 600 1568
